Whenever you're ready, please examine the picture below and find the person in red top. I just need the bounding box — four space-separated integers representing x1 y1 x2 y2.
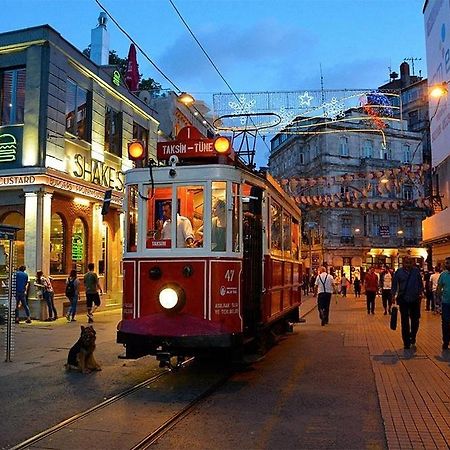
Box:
364 268 379 315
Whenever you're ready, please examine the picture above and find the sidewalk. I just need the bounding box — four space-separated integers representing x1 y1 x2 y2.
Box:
326 293 450 449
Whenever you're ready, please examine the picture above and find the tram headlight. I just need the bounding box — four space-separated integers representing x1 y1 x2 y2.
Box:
158 284 186 311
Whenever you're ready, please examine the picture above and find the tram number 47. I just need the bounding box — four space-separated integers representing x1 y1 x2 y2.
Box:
225 269 235 282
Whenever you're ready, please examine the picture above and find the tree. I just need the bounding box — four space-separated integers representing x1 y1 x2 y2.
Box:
83 47 161 95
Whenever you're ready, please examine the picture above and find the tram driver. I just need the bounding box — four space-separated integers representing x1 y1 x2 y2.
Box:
156 201 195 248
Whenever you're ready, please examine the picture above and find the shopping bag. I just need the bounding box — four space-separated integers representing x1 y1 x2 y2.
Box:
390 306 398 330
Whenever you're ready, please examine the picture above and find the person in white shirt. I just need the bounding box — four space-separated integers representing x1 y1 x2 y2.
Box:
157 201 194 248
380 267 393 315
315 266 335 326
430 267 442 314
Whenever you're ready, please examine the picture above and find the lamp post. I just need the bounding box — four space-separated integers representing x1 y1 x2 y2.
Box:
305 221 318 273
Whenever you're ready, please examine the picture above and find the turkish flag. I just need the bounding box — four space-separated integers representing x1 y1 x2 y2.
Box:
125 44 139 92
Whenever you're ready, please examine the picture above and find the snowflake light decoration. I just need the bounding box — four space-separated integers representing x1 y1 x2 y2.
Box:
323 97 345 121
298 91 314 107
228 94 256 125
278 107 296 128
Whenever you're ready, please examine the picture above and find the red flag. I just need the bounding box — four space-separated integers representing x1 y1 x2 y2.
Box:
125 44 140 92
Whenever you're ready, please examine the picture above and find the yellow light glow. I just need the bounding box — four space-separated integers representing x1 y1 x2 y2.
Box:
380 177 389 184
430 84 448 99
354 228 361 233
397 229 404 235
74 197 90 206
128 141 145 161
214 137 230 154
177 92 195 106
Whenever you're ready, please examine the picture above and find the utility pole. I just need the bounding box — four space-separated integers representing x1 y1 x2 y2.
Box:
404 57 422 76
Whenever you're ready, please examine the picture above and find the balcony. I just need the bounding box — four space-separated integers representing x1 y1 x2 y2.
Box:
340 236 355 245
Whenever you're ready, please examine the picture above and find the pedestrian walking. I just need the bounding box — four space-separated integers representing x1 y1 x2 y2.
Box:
315 266 335 326
65 269 80 322
380 266 393 315
430 266 442 314
309 273 316 294
15 265 31 323
436 257 450 351
424 269 434 311
364 267 378 314
392 257 424 349
340 274 349 297
84 263 103 323
302 274 309 296
353 276 361 297
36 271 57 321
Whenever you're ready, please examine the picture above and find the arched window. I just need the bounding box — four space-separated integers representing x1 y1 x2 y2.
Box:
50 213 65 274
2 211 24 268
339 137 349 156
72 218 87 274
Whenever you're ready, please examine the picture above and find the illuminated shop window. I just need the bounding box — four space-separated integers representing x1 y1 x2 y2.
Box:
1 211 24 268
50 213 65 275
0 68 26 125
65 79 91 141
72 218 86 274
105 105 123 157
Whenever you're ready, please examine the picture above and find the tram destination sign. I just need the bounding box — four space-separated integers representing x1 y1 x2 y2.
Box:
157 138 216 160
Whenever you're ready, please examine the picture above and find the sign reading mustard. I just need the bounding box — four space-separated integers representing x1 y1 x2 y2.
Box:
73 154 124 192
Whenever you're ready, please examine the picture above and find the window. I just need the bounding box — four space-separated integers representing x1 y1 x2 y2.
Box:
283 212 292 257
232 183 240 252
403 185 414 201
363 140 373 158
105 106 123 156
127 185 138 252
65 79 90 141
371 214 381 236
270 201 282 256
403 144 411 163
211 182 227 252
1 211 24 268
1 68 26 125
133 122 149 167
341 216 352 237
50 213 65 274
72 218 86 274
299 151 304 164
404 219 414 238
291 218 300 260
389 215 398 235
340 137 349 156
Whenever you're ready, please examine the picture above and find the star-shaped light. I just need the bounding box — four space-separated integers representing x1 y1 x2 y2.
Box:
298 91 314 107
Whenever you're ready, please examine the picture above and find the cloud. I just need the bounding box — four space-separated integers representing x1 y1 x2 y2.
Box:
156 19 318 92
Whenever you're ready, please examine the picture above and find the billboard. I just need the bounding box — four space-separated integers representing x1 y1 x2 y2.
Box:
424 0 450 167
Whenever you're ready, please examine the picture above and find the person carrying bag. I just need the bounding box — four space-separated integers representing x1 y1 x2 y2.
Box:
315 266 335 326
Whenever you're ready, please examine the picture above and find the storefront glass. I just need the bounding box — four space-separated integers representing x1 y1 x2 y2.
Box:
1 212 24 268
50 213 65 274
72 218 86 274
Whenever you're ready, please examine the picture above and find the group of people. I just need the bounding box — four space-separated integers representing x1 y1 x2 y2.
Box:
15 263 103 324
313 256 450 351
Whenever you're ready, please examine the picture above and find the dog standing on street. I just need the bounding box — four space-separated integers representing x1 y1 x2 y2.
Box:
65 325 101 373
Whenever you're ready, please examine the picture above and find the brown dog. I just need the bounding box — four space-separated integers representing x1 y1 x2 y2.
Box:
65 325 101 373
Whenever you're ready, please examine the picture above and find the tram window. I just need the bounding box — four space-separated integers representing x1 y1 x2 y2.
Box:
146 186 173 249
212 182 227 252
127 185 138 252
283 212 292 258
292 218 300 260
270 201 282 256
177 185 203 248
232 183 240 252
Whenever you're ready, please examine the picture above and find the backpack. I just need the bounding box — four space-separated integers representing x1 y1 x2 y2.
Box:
65 278 75 298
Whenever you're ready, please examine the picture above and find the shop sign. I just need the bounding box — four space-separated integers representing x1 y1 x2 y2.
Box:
73 154 124 192
379 225 390 237
0 127 23 169
112 70 121 87
72 235 83 261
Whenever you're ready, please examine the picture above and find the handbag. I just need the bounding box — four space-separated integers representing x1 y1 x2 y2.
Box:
390 306 398 330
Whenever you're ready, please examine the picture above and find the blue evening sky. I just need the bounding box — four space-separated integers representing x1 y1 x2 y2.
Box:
1 0 427 165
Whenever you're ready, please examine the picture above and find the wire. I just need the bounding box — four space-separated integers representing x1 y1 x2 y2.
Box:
167 0 272 155
93 0 215 130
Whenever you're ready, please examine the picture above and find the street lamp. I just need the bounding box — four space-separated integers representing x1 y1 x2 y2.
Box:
429 82 448 99
177 92 195 106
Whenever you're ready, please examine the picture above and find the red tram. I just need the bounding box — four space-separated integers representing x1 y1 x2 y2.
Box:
117 127 302 366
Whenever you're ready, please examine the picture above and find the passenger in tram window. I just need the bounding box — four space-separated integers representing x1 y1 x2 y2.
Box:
211 199 226 252
157 201 194 248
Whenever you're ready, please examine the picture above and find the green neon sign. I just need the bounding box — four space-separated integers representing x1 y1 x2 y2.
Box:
112 70 121 87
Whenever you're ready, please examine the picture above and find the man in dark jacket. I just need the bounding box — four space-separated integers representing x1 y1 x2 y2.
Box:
392 257 424 349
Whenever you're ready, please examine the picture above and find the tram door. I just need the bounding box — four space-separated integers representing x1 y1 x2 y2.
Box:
242 186 263 335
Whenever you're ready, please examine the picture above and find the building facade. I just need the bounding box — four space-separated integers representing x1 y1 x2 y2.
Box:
0 24 158 317
269 111 427 278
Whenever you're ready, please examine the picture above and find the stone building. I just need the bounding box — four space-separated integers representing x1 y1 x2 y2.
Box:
269 110 427 279
0 21 158 318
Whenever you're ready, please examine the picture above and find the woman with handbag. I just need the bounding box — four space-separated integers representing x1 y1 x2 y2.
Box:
36 271 58 321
